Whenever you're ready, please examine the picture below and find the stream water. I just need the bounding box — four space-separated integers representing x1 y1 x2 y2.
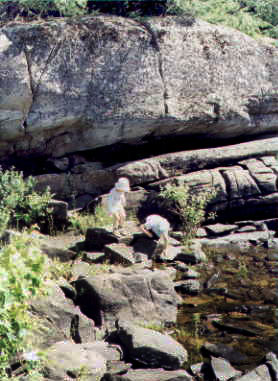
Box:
175 245 278 371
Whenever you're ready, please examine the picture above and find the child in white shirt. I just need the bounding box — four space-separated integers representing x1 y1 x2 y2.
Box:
139 214 170 256
106 177 130 232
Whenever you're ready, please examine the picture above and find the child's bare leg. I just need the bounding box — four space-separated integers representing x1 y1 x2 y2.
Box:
161 233 169 255
113 213 120 232
118 210 126 229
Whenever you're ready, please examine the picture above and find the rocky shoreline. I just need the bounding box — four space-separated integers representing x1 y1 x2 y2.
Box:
11 206 277 381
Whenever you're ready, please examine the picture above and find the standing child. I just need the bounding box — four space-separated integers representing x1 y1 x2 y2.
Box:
106 177 130 232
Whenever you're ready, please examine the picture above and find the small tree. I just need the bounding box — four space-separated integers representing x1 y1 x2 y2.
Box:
159 183 216 244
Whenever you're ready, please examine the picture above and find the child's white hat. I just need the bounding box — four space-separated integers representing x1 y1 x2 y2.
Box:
115 177 130 192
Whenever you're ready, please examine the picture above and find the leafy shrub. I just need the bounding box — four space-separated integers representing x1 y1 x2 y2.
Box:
0 168 53 234
17 0 87 17
0 233 47 379
168 0 278 39
159 183 216 243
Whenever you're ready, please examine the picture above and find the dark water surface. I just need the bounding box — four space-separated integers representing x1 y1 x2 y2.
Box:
175 245 278 370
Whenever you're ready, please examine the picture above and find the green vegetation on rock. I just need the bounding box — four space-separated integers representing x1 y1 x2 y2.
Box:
159 183 216 244
0 233 47 380
0 168 53 234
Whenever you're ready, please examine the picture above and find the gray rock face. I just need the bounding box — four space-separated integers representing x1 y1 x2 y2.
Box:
74 268 180 328
44 340 106 381
29 282 95 349
104 243 136 265
115 321 188 370
1 16 278 159
202 342 248 365
32 138 278 226
235 365 272 381
210 356 242 380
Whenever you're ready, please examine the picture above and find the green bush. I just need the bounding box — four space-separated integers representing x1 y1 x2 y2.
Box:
0 168 53 234
159 183 216 243
168 0 278 39
0 233 47 379
17 0 87 17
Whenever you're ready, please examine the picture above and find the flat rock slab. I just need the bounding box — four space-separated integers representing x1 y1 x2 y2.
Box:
205 223 238 236
115 321 188 370
102 368 193 380
44 341 106 381
104 243 136 265
210 356 242 380
235 365 272 381
200 231 273 250
74 268 180 328
202 342 248 365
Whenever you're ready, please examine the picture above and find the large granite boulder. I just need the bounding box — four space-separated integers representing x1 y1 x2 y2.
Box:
74 268 181 329
0 16 278 159
114 321 188 370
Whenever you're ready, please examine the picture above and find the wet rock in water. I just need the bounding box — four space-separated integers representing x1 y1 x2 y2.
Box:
102 368 193 380
201 342 248 365
104 243 136 265
235 364 272 381
180 268 200 280
44 341 107 381
212 321 257 337
205 223 238 236
174 280 201 295
175 240 207 264
210 356 242 380
261 289 278 305
114 320 188 370
265 352 278 381
74 268 180 328
85 228 119 250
